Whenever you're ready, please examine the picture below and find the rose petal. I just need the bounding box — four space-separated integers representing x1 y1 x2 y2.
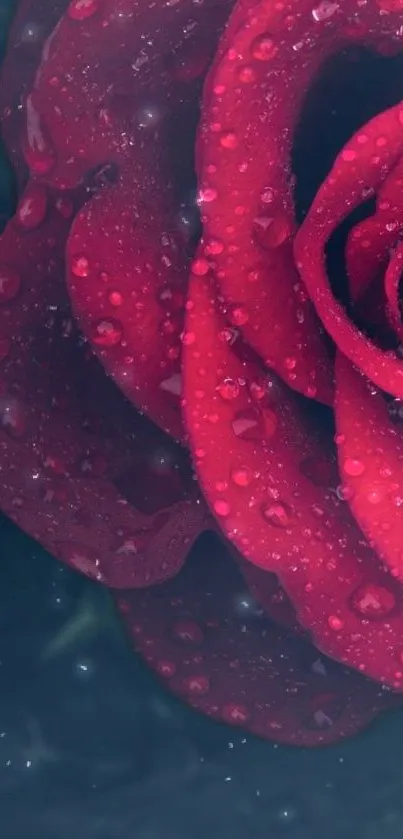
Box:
0 181 207 588
0 0 68 180
295 103 403 397
116 533 392 746
183 271 403 689
335 350 403 584
23 0 232 188
66 175 187 440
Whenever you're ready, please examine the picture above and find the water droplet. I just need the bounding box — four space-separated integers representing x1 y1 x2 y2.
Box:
108 290 123 307
156 660 176 677
312 1 339 21
173 621 204 643
220 131 238 149
227 304 249 326
216 377 240 401
327 615 344 631
191 257 210 276
71 254 90 278
182 675 210 695
349 582 396 619
16 184 48 230
25 94 56 175
68 0 99 20
237 64 256 83
261 500 293 528
230 465 254 487
197 187 217 205
214 499 231 517
343 458 365 477
0 265 21 303
221 703 250 724
90 317 123 347
250 34 278 61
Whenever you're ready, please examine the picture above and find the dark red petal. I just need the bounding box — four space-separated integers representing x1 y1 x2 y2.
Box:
66 175 186 440
116 536 393 747
23 0 232 188
345 156 403 305
384 242 403 343
0 0 68 179
295 104 403 397
0 182 207 588
197 0 337 404
335 350 403 583
183 271 403 689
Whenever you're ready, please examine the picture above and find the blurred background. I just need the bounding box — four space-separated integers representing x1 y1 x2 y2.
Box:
2 2 403 838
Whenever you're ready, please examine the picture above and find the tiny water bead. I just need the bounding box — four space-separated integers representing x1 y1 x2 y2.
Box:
0 265 21 303
312 2 340 22
327 615 344 631
214 499 231 517
90 317 123 347
67 0 100 21
230 465 254 487
261 501 293 528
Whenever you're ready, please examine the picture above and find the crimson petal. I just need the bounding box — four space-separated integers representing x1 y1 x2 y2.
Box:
117 534 392 746
0 181 207 588
183 271 403 689
0 0 68 180
335 350 403 585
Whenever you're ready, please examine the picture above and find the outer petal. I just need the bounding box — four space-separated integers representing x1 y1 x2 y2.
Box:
23 0 233 187
0 0 68 178
335 351 403 584
183 271 403 689
0 182 207 588
198 0 403 403
116 535 393 746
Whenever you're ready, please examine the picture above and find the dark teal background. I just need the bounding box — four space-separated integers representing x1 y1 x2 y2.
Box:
2 4 403 838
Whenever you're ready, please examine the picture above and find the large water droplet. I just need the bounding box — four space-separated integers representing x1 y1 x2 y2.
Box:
343 457 365 477
16 184 48 230
349 582 396 619
216 377 240 401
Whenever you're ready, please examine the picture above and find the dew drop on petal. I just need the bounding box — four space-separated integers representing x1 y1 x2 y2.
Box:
68 0 99 21
16 185 48 230
221 703 250 724
214 499 231 517
312 1 339 21
230 465 254 487
261 500 293 528
327 615 344 631
349 582 396 619
216 378 240 401
90 318 123 347
343 458 365 477
0 265 21 303
182 676 210 696
250 34 278 61
71 255 90 278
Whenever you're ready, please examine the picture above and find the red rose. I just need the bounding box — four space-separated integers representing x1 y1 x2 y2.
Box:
2 0 403 746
